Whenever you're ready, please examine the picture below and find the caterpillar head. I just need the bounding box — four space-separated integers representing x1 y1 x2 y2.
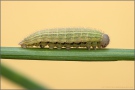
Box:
101 34 110 48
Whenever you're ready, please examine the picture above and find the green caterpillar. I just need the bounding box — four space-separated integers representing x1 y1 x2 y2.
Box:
19 28 110 50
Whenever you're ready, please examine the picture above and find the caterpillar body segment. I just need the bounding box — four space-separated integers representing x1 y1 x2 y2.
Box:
19 28 110 50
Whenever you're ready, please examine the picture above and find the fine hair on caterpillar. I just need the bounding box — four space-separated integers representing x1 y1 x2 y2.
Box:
19 27 110 50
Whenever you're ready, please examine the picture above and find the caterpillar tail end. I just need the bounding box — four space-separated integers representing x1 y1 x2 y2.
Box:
18 40 27 48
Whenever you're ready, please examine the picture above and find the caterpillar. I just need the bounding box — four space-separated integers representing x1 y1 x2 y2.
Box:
19 28 110 50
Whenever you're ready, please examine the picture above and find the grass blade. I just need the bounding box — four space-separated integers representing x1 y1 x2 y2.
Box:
1 64 48 89
1 47 134 61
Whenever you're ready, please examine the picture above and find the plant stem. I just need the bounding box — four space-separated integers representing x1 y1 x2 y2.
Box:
1 47 134 61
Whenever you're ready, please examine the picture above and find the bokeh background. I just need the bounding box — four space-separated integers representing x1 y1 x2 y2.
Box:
1 1 134 89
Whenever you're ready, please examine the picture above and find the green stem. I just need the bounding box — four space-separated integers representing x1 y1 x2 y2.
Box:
1 64 48 89
1 47 134 61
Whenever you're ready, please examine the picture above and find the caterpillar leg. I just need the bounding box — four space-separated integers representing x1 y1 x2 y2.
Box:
56 43 62 49
39 42 47 48
80 42 86 47
74 43 80 48
48 42 55 49
92 42 97 50
66 43 71 50
97 42 101 49
27 45 33 48
71 43 79 48
21 44 27 48
34 43 40 48
40 45 44 48
86 42 91 50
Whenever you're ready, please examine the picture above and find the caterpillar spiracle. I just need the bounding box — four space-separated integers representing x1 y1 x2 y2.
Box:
19 28 110 50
